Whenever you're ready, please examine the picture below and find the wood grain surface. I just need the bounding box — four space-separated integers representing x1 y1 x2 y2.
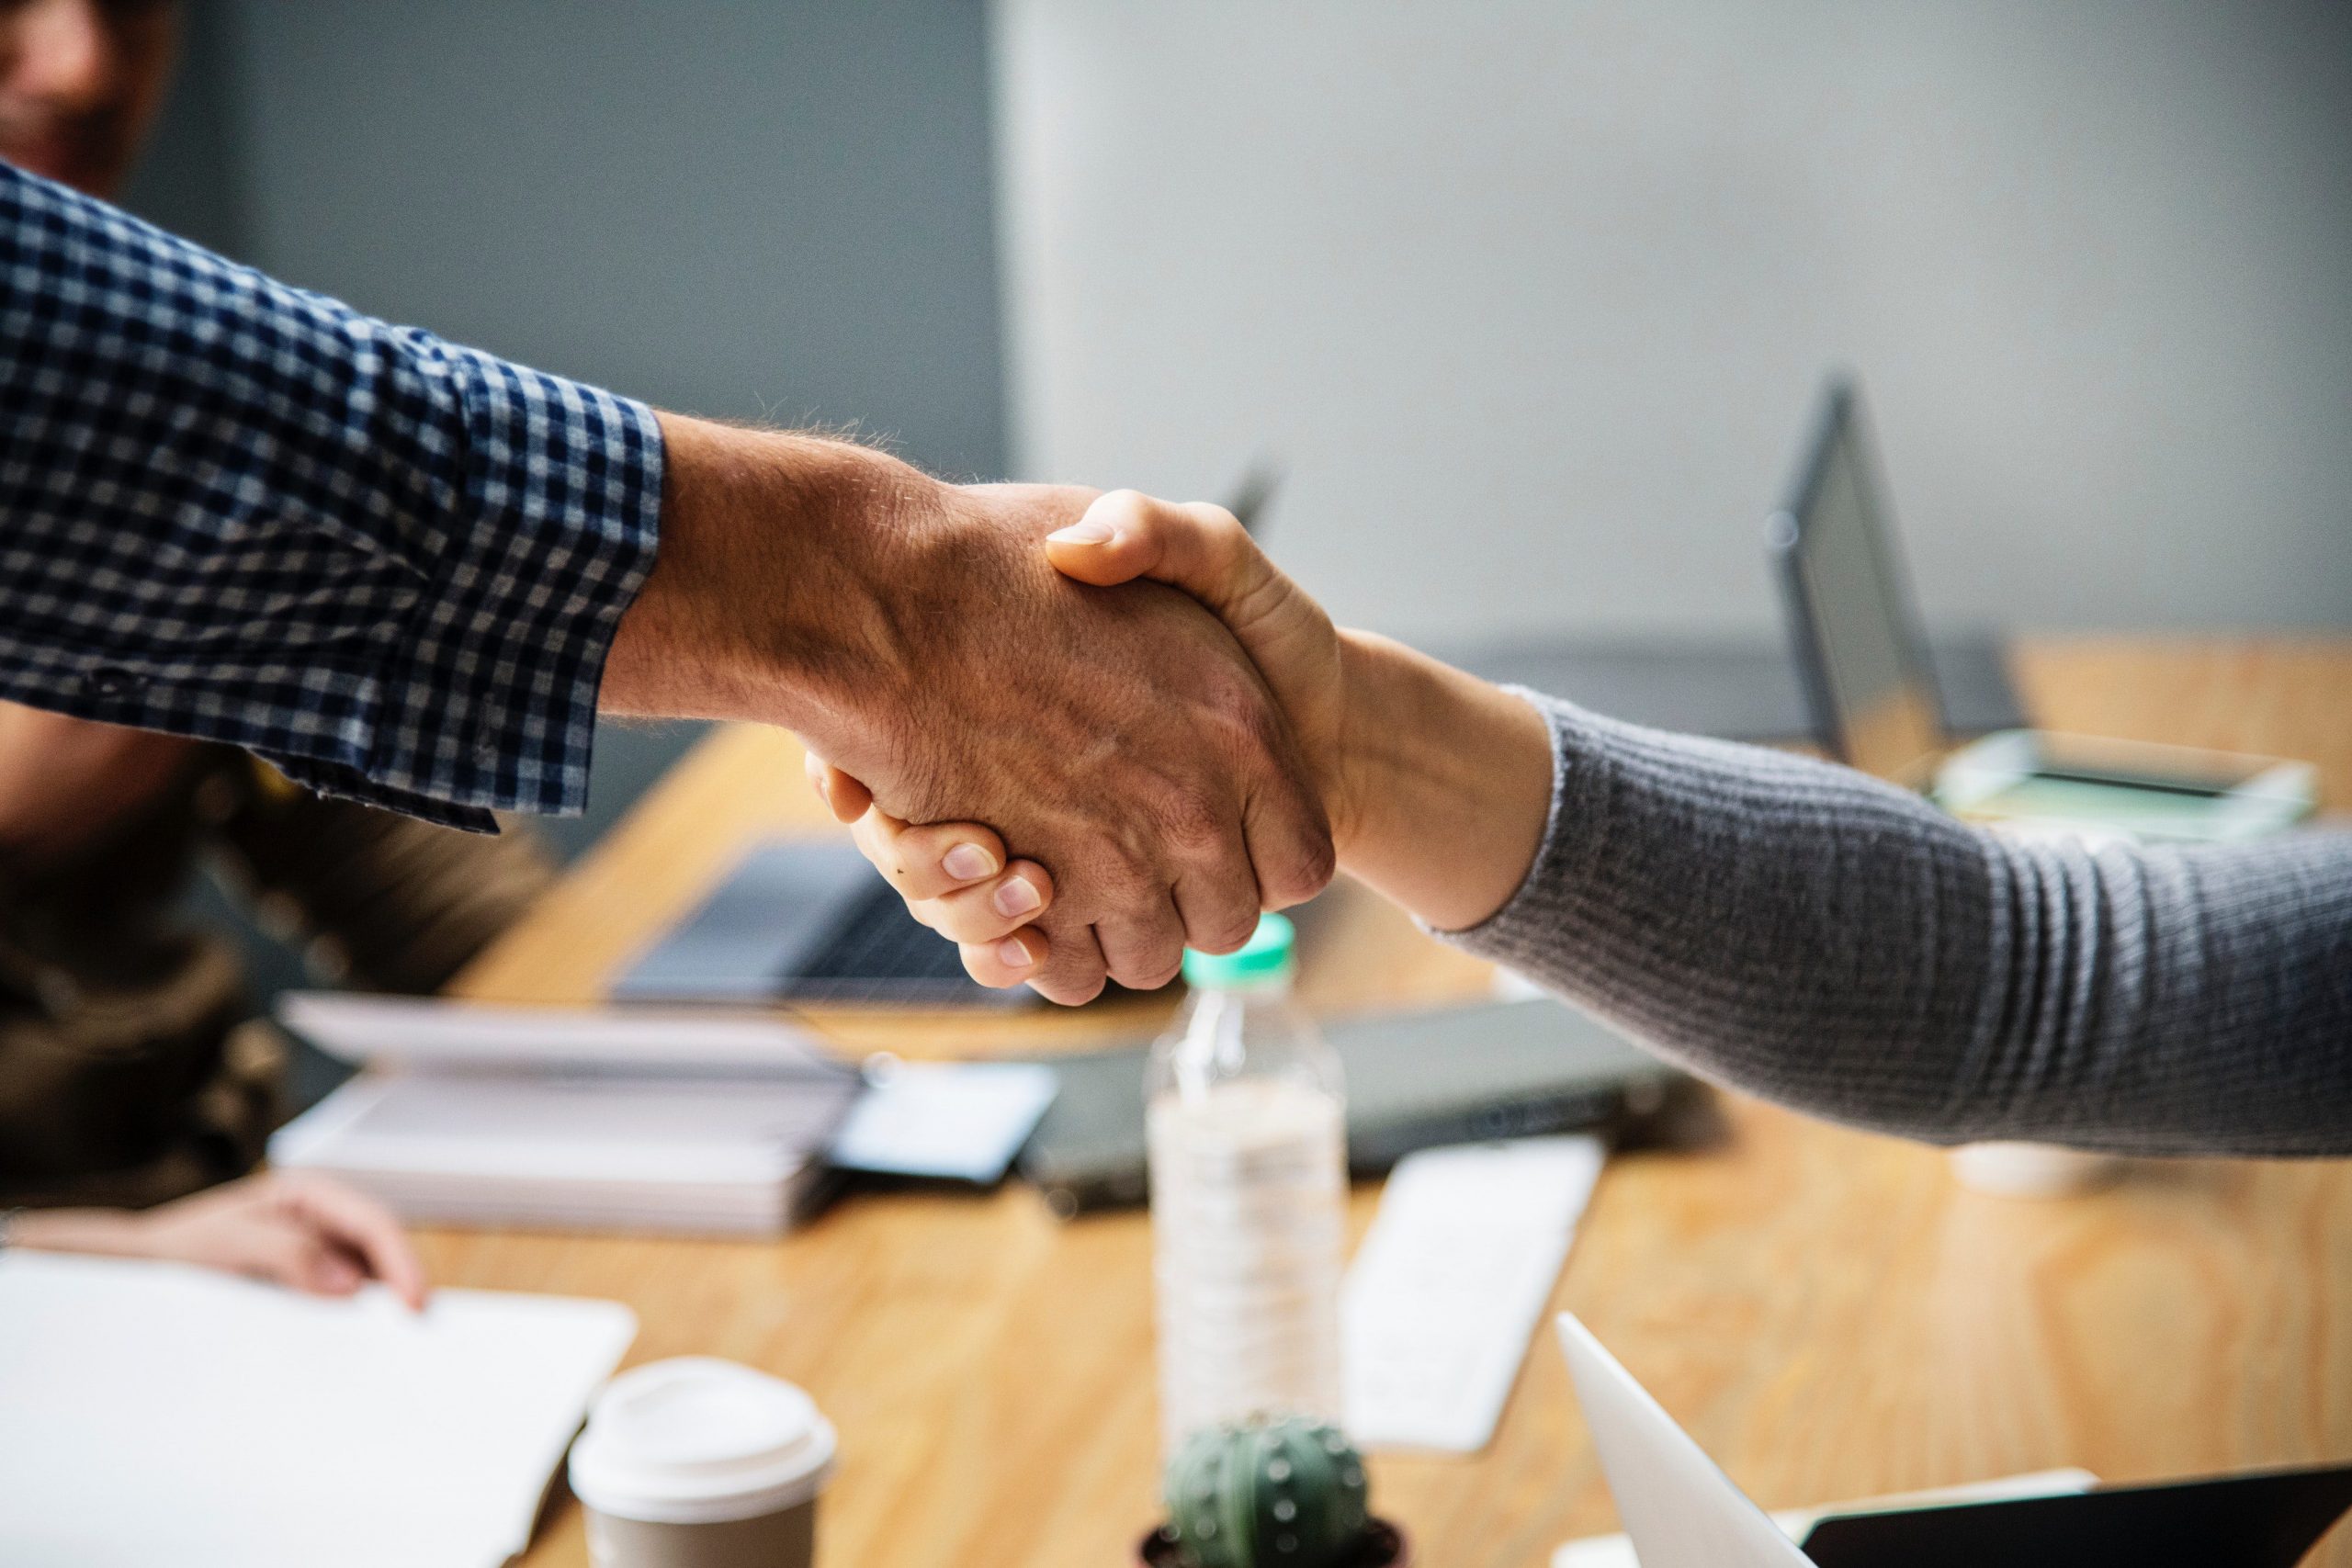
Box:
435 637 2352 1568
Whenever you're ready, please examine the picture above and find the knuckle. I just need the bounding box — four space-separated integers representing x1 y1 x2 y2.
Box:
1264 822 1338 907
1203 676 1284 763
1087 856 1159 919
1150 783 1229 859
1122 953 1185 991
1059 976 1108 1005
1187 898 1260 955
1201 505 1247 554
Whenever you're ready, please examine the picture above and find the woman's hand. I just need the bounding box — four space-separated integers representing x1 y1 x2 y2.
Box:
804 772 1059 987
11 1171 430 1310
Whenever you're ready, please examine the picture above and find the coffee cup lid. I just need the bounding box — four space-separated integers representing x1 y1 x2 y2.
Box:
569 1358 837 1524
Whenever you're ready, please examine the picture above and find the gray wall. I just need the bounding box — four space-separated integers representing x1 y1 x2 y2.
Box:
991 0 2352 643
124 0 1010 858
119 0 249 255
118 0 2352 705
203 0 1005 478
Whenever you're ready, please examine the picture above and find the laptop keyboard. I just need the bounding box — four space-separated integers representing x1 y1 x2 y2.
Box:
785 882 1023 1005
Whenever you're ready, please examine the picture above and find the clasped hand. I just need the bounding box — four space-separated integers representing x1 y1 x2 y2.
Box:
613 423 1342 1006
808 491 1360 991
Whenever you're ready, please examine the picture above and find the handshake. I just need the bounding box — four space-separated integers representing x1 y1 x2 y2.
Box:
804 487 1355 1003
605 415 1555 1005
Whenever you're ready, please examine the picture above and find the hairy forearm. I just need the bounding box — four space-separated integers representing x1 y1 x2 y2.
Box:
1330 631 1555 931
602 413 940 733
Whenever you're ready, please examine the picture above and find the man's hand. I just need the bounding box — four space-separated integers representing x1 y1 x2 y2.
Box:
11 1171 431 1310
603 419 1335 1002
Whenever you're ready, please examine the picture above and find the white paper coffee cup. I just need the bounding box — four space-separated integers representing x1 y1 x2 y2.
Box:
570 1358 837 1568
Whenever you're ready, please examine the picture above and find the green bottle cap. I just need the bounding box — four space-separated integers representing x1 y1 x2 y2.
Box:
1180 912 1297 989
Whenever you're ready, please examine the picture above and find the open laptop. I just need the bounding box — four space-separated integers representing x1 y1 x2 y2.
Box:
1555 1312 2352 1567
1766 378 2313 837
1766 378 1969 787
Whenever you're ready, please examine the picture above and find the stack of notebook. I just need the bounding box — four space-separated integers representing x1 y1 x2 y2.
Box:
268 996 860 1235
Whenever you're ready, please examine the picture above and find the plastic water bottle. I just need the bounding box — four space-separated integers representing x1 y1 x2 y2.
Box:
1147 913 1348 1455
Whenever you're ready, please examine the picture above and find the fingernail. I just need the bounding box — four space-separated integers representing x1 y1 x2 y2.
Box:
943 842 999 881
1047 520 1114 546
993 876 1043 917
997 937 1033 968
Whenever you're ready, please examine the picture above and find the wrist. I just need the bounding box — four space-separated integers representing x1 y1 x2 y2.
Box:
605 414 947 732
9 1207 147 1258
1329 629 1555 931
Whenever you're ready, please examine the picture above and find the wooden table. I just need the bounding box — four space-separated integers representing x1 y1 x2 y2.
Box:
444 637 2352 1568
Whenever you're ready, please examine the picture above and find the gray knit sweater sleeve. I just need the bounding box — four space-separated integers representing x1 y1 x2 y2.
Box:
1441 692 2352 1156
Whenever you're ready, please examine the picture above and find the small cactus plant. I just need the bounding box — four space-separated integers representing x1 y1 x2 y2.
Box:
1161 1416 1372 1568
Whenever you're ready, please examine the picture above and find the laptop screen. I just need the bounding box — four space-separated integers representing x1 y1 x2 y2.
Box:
1772 383 1947 785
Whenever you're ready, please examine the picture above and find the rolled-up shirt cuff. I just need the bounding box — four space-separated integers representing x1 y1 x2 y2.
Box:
45 361 663 832
320 355 664 827
0 164 662 829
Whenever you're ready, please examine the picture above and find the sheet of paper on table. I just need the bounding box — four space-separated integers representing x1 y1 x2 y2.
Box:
1342 1135 1607 1452
828 1060 1059 1183
0 1251 634 1568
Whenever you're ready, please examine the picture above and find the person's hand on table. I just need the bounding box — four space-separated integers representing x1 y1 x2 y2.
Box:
608 426 1336 1004
10 1171 431 1310
808 489 1557 993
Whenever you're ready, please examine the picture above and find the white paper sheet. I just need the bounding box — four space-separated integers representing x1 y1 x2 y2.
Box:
1343 1136 1605 1451
828 1061 1059 1182
1556 1312 1817 1568
0 1252 634 1568
277 992 846 1077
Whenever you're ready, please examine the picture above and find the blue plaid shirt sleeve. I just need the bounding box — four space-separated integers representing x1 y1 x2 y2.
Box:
0 163 663 830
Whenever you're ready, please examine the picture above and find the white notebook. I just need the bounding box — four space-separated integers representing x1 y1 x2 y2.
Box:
1342 1135 1606 1452
269 995 861 1235
0 1251 635 1568
271 1072 854 1234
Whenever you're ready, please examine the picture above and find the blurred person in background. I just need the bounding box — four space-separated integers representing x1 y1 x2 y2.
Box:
0 0 543 1301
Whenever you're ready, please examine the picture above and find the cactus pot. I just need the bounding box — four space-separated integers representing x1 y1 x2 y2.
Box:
1137 1516 1411 1568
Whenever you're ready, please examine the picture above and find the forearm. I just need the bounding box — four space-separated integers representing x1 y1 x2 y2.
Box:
1329 631 1555 931
1438 694 2352 1156
8 1208 146 1258
604 414 937 734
